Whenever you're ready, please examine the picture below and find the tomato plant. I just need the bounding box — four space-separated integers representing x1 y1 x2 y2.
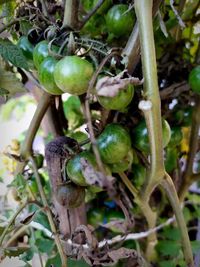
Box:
97 84 134 110
106 4 135 38
38 56 63 95
97 123 132 164
189 66 200 94
54 56 94 95
17 36 34 61
133 119 171 153
56 183 85 208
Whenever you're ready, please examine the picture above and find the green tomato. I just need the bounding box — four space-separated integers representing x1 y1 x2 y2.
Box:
54 56 94 95
34 153 44 169
66 151 97 186
109 149 133 173
38 56 63 95
165 147 178 173
97 123 132 164
55 183 85 208
27 174 45 194
33 40 58 69
97 84 134 111
106 4 135 38
189 66 200 94
168 127 183 147
131 163 147 188
133 119 171 154
17 36 34 61
81 14 107 39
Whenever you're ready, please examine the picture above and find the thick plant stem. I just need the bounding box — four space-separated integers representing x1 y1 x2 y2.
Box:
179 94 200 201
135 0 165 202
161 174 194 267
15 92 52 175
63 0 79 29
30 156 67 267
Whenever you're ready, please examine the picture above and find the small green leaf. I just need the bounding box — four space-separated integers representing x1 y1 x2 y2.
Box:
191 240 200 253
35 238 55 254
160 261 176 267
4 247 29 257
156 240 181 257
0 39 29 70
20 249 34 262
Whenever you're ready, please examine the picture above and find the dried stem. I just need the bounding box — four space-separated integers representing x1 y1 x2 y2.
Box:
30 156 67 267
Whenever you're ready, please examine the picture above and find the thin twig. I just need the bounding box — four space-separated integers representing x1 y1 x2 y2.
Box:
85 50 121 175
30 156 67 267
79 0 106 29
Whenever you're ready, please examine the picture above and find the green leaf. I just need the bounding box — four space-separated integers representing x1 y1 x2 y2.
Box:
45 253 61 267
45 254 90 267
35 238 55 254
63 96 84 130
162 227 181 241
160 261 175 267
19 20 32 36
0 39 29 70
20 249 34 262
156 240 181 257
4 247 29 257
0 58 26 96
0 0 13 5
191 240 200 253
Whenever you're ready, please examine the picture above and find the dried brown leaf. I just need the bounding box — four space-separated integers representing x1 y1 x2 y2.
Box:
20 211 36 225
96 70 143 98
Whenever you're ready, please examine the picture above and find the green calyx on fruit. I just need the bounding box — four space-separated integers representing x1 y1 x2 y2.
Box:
106 4 135 38
38 56 63 95
97 123 132 164
17 36 34 61
55 183 85 208
189 65 200 94
133 119 171 154
66 150 97 186
97 84 134 111
54 55 94 95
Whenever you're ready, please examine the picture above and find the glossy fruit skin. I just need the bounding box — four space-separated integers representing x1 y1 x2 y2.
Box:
55 183 85 208
97 84 134 110
133 119 171 154
164 147 178 173
106 4 135 38
54 56 94 95
189 66 200 94
66 151 97 186
17 36 34 61
38 57 63 95
97 124 131 164
109 149 133 173
131 163 146 188
168 127 183 147
33 40 58 69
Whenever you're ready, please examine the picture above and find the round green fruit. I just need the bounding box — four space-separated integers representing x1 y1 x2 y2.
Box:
131 163 146 188
38 56 63 95
97 84 134 110
17 36 34 61
133 119 171 154
189 66 200 94
54 56 94 95
66 151 97 186
164 147 178 173
55 183 85 208
106 4 135 38
109 149 133 173
97 123 131 164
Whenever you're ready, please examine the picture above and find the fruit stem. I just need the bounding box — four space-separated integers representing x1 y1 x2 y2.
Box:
179 94 200 201
30 156 67 267
15 92 52 176
161 173 194 267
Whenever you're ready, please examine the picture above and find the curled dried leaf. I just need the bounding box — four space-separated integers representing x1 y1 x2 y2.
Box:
96 70 143 98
